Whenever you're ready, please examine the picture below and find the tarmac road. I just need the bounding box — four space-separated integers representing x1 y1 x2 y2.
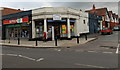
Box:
1 31 119 68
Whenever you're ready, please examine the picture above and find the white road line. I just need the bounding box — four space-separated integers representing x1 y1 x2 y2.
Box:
54 49 61 51
5 54 18 56
3 53 44 62
75 63 105 68
18 55 36 61
102 52 113 54
57 49 61 51
87 51 97 53
36 58 44 62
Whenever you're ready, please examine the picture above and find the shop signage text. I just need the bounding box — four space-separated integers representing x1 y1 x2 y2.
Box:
53 14 61 20
3 17 29 24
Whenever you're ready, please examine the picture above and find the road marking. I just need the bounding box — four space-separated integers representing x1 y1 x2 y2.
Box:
58 49 61 51
18 55 36 61
87 51 97 53
54 49 61 51
74 50 115 54
75 63 105 68
3 53 44 62
102 52 113 54
5 54 18 56
36 58 44 62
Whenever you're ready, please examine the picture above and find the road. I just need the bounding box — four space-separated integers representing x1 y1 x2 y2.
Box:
1 31 119 68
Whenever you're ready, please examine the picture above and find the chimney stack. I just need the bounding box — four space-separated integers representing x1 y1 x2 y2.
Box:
93 4 95 10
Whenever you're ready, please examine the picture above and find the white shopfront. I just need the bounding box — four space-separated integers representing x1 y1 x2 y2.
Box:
31 7 89 40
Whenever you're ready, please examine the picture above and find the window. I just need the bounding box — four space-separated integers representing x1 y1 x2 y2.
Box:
83 20 86 24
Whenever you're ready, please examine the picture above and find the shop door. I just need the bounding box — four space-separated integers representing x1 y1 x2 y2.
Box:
14 27 21 38
54 25 60 39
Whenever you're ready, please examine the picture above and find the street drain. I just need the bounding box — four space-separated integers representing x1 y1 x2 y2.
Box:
100 46 117 49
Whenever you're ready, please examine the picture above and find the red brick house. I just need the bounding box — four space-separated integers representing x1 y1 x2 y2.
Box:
85 5 111 29
109 11 119 28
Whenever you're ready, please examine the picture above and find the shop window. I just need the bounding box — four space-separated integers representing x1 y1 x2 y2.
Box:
36 25 44 38
70 25 74 36
61 25 67 37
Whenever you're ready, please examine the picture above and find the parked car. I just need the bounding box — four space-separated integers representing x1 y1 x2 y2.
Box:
113 26 120 31
100 28 113 35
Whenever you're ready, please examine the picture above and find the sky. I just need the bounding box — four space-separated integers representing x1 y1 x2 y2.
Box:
0 0 120 15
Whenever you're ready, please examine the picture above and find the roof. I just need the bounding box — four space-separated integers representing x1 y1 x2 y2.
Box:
108 11 113 16
85 8 108 16
2 10 32 19
1 7 22 16
112 13 118 19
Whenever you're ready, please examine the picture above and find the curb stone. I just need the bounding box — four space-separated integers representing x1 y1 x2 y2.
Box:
0 37 98 48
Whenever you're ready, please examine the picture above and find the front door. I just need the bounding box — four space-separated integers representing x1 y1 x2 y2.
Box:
54 25 60 39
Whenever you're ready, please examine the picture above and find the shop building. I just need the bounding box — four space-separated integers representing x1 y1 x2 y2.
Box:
31 7 89 40
2 7 89 41
2 10 32 40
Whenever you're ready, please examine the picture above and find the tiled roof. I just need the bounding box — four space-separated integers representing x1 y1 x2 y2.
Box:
1 7 22 16
108 11 113 16
85 8 108 16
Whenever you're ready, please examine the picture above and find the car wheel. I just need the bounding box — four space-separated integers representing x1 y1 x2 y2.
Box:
111 32 113 34
101 32 103 35
109 32 111 35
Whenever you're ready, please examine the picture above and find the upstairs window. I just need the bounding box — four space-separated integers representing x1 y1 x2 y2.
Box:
83 20 85 24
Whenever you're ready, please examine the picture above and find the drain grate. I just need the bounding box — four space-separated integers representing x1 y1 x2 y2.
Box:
100 46 117 49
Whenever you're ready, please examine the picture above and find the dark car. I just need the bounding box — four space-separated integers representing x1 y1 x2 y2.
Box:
113 26 120 31
100 28 113 35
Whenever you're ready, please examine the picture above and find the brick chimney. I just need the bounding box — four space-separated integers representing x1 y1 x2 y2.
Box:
93 4 96 10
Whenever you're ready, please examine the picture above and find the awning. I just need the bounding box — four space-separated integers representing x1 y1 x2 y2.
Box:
5 24 22 28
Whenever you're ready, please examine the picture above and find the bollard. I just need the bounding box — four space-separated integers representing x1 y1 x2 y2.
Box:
8 38 10 43
55 37 57 46
77 36 79 44
36 39 38 46
18 38 20 45
85 34 87 40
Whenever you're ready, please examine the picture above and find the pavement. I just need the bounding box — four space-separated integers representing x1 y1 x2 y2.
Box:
0 34 98 48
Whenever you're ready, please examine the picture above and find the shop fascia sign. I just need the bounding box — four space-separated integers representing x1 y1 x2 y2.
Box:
53 14 61 20
9 18 22 23
3 17 29 24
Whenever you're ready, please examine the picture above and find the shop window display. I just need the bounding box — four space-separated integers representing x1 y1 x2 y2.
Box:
36 26 44 38
6 26 29 39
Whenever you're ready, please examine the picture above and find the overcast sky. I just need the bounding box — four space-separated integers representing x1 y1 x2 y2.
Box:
0 1 119 15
